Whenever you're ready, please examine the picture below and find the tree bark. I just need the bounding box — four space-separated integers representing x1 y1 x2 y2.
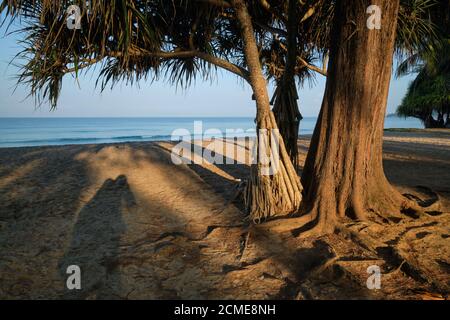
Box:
231 0 302 222
272 0 302 168
301 0 420 234
272 82 302 168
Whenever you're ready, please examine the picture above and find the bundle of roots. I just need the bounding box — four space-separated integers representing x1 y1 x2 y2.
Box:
244 111 303 223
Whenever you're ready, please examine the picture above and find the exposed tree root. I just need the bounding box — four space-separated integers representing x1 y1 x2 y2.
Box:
293 152 448 237
244 112 302 223
403 185 443 214
328 217 449 296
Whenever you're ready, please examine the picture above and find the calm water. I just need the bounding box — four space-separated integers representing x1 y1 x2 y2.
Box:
0 116 422 148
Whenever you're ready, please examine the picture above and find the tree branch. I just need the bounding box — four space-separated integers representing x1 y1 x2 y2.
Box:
300 1 320 23
63 58 102 73
63 49 250 83
258 0 287 23
298 56 327 76
276 40 328 77
194 0 231 8
129 49 250 81
194 51 250 82
254 21 288 38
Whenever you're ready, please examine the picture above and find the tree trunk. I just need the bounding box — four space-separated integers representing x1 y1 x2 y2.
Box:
424 114 446 128
272 0 302 169
301 0 420 234
272 82 302 168
437 111 445 127
231 0 302 222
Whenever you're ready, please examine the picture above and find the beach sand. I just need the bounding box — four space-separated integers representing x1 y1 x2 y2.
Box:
0 129 449 299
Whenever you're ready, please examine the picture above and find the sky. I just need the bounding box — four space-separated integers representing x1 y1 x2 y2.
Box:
0 22 417 118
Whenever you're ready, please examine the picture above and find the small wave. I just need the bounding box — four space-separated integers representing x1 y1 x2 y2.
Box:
111 135 145 140
0 134 178 147
111 134 175 141
3 137 103 144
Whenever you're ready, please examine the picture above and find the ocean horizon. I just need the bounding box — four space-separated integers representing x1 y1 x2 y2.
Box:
0 116 423 148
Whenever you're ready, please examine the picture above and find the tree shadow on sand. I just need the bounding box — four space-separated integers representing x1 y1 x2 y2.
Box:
149 142 381 299
156 139 305 214
58 175 135 299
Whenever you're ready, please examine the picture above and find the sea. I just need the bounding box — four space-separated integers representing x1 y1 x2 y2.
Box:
0 116 423 148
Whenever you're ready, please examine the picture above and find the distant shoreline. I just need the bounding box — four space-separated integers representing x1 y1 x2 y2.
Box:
0 116 425 148
1 128 449 150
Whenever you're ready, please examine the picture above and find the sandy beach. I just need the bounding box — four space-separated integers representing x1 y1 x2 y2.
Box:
0 129 449 299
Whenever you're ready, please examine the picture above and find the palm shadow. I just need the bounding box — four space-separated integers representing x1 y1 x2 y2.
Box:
155 139 250 211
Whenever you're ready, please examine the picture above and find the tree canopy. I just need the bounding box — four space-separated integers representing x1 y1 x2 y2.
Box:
396 0 450 128
0 0 439 113
0 0 446 229
397 40 450 127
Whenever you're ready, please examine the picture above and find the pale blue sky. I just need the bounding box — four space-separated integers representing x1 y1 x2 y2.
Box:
0 23 416 118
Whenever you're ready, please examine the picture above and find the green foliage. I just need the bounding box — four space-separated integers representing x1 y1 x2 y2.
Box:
1 0 230 108
0 0 443 109
397 40 449 125
396 0 438 59
396 0 450 126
